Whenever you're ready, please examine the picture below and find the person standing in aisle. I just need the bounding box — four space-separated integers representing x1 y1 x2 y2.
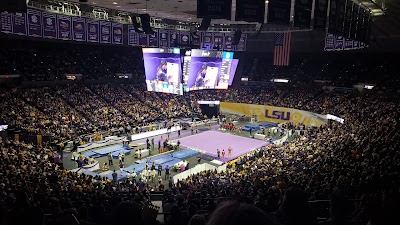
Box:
157 164 162 176
108 152 113 166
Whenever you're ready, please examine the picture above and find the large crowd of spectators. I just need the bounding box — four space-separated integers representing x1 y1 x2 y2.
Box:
166 92 400 225
20 88 89 139
0 90 48 135
1 84 399 225
1 37 400 225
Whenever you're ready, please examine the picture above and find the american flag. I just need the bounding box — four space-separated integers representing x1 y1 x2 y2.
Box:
273 32 292 66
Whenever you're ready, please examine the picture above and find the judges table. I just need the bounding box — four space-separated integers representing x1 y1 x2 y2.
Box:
135 149 150 158
254 133 266 140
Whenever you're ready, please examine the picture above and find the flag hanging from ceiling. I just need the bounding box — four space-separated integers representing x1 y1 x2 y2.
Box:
273 32 292 66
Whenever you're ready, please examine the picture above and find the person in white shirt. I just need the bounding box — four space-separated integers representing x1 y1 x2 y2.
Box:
151 169 156 182
72 151 78 161
144 168 151 183
131 169 137 179
89 157 95 165
126 172 131 181
118 153 122 163
140 171 147 183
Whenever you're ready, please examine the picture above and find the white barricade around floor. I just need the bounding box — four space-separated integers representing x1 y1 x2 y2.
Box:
130 125 181 141
173 163 217 184
217 164 227 173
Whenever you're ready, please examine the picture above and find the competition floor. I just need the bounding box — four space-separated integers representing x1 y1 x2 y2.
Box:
171 130 268 162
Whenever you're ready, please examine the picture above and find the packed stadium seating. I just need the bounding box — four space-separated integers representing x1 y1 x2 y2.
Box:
1 37 399 225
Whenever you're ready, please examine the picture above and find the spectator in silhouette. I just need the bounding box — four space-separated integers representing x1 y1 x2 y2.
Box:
207 201 277 225
187 204 198 223
319 189 357 225
112 201 143 225
166 204 185 225
274 187 317 225
189 214 206 225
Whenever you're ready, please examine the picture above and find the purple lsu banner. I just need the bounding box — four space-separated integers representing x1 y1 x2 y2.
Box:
13 12 27 36
334 36 344 50
127 25 139 46
352 40 360 49
169 30 179 48
72 17 86 41
223 35 234 51
87 19 99 43
100 21 111 44
324 33 335 51
213 34 224 50
201 32 213 45
180 31 190 46
112 23 123 45
57 15 71 40
148 30 158 47
235 33 247 51
191 32 201 46
27 9 42 37
159 29 169 48
138 33 148 46
1 11 13 34
344 38 353 50
42 12 57 39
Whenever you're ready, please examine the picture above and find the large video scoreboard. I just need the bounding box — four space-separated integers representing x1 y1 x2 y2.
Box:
184 49 234 91
142 48 183 95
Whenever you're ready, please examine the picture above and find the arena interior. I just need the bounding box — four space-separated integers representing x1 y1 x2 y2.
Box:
0 1 400 225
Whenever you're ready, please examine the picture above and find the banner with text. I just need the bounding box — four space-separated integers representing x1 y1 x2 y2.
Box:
220 102 327 126
57 15 71 40
87 19 99 43
325 33 364 51
72 17 86 41
1 11 13 34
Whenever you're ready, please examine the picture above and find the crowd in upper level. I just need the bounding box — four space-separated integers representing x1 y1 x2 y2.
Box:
0 38 144 81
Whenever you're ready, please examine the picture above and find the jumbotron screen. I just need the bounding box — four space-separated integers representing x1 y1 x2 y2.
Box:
142 48 183 95
184 49 234 91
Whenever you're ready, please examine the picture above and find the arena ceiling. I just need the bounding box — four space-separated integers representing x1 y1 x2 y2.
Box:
71 0 241 24
42 0 400 39
370 0 400 38
73 0 388 21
